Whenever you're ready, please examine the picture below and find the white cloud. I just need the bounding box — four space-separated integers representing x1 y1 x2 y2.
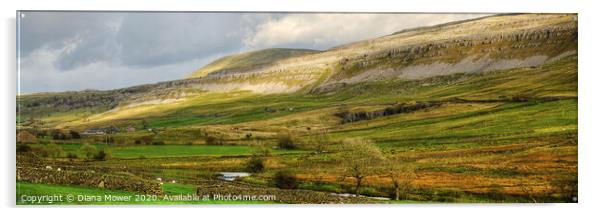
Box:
244 13 490 50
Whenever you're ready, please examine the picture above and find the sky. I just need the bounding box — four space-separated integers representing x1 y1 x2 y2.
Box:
17 12 489 93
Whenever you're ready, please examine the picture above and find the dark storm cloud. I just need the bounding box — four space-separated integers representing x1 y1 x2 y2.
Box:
19 12 124 70
114 13 258 67
20 12 264 70
19 12 122 57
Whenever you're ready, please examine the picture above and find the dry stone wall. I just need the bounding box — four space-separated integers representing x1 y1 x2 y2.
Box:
196 180 377 204
17 167 163 195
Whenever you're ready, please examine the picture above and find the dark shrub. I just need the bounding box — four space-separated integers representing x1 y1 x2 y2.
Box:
69 130 81 139
246 156 265 173
50 130 60 139
274 170 298 189
152 141 165 145
277 133 297 149
17 144 31 153
94 150 111 161
67 152 78 159
205 135 224 145
52 131 67 140
205 136 217 145
35 130 47 138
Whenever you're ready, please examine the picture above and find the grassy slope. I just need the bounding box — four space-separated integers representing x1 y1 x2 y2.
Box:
18 14 576 128
333 99 576 148
66 54 576 133
187 48 319 78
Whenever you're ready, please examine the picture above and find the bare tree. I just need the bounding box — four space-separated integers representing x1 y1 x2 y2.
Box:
385 158 416 200
338 138 384 195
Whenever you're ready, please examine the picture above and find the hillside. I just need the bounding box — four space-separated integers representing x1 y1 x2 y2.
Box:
18 14 577 122
180 14 578 95
187 48 320 78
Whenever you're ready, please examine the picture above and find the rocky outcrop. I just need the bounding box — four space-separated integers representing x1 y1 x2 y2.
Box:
335 102 442 124
320 15 577 88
